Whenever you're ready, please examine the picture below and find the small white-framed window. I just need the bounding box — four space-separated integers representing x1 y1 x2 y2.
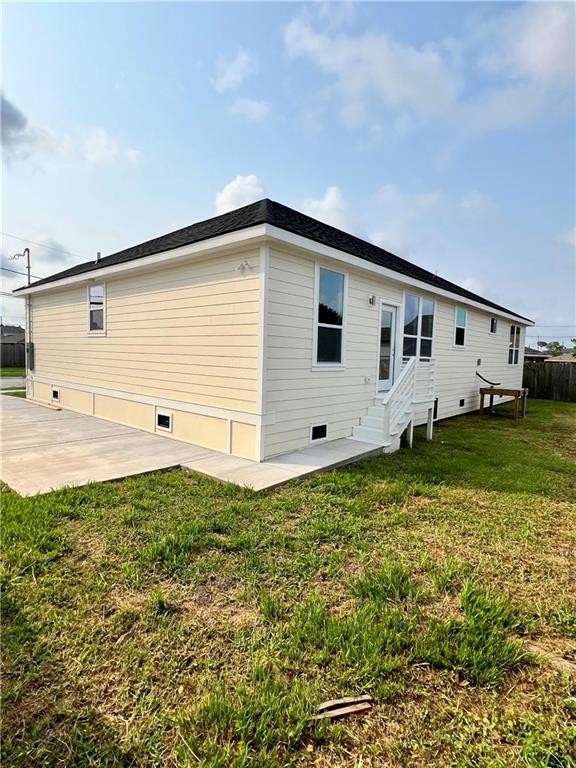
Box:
403 293 435 358
508 325 520 364
314 266 346 366
51 387 60 403
88 284 106 335
454 308 467 346
490 317 498 334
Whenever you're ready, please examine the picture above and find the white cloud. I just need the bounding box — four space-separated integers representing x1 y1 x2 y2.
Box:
298 186 352 230
284 17 460 127
213 48 256 94
369 184 444 256
460 191 494 211
478 3 574 84
315 1 356 31
126 147 142 165
229 97 271 122
1 93 68 163
283 4 574 136
559 228 576 247
83 128 118 165
460 276 485 295
83 128 140 166
214 174 264 215
458 3 574 134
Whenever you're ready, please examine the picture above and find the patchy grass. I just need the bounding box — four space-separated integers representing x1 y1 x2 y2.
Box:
2 399 575 766
0 366 25 377
1 388 26 397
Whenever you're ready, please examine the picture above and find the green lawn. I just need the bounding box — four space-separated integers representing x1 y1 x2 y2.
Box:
2 399 575 767
0 367 25 377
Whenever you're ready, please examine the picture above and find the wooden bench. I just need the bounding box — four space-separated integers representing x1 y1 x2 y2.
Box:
479 387 528 419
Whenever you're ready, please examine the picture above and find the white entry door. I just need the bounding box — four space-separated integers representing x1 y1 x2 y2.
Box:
378 303 397 391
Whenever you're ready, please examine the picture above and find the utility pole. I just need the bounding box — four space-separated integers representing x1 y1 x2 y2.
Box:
9 247 31 285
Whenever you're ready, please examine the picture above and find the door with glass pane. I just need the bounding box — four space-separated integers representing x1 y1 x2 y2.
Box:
378 303 397 391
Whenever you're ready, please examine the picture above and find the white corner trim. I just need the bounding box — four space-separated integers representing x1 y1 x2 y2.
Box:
256 243 269 461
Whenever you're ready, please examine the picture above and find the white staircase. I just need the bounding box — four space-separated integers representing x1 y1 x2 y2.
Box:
353 357 435 451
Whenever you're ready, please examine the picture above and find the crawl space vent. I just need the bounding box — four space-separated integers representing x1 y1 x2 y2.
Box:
311 424 327 441
156 413 172 431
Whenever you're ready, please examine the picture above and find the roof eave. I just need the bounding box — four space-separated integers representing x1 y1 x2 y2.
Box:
13 224 269 296
263 224 534 326
13 220 533 325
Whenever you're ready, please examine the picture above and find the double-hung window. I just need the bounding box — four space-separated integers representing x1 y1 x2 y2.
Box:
454 308 467 346
490 317 498 334
508 325 520 364
403 293 434 358
88 285 106 334
315 267 345 365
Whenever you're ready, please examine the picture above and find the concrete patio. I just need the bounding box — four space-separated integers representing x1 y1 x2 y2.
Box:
0 396 380 496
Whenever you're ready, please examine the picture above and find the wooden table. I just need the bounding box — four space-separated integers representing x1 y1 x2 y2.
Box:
479 387 528 419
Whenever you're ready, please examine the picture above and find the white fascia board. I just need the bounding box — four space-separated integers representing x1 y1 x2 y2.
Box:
263 224 534 326
14 225 268 296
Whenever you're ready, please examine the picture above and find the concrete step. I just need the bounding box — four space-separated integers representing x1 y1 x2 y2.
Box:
382 436 401 454
352 425 391 446
361 415 388 429
367 405 387 418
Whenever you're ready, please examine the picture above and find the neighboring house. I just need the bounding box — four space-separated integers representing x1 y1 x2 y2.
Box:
545 352 576 363
524 346 549 363
0 324 25 343
14 199 532 461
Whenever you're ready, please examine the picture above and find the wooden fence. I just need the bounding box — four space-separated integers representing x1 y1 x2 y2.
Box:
523 361 576 402
0 341 25 368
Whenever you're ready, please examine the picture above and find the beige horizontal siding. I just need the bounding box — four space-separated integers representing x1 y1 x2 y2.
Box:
262 246 402 458
262 245 527 459
31 249 261 413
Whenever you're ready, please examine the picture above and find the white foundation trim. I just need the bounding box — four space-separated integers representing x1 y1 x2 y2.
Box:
29 375 276 426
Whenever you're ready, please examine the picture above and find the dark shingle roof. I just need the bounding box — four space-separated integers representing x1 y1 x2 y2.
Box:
16 198 531 321
524 346 548 356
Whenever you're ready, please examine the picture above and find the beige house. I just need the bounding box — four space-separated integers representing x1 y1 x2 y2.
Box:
15 199 532 462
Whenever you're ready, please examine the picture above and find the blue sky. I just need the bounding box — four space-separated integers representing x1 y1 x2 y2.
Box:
2 1 575 346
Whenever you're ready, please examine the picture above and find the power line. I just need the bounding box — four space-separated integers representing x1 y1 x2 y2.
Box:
1 266 43 279
0 232 86 260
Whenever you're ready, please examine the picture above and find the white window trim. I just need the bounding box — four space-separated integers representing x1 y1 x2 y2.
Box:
51 387 60 403
490 317 498 334
312 263 347 369
453 307 467 348
508 324 521 365
87 283 107 336
402 292 435 359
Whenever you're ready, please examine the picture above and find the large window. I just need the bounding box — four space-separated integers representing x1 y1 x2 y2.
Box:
508 325 520 364
454 307 467 346
315 267 345 364
403 293 434 358
88 284 106 334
